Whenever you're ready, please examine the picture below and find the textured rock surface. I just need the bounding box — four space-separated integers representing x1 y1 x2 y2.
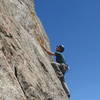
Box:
0 0 69 100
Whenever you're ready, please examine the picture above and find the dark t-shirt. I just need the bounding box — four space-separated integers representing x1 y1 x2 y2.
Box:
55 52 66 64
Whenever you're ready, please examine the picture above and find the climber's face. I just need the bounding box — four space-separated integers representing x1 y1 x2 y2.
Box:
56 47 62 52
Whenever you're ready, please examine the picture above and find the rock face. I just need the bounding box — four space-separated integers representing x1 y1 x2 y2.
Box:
0 0 69 100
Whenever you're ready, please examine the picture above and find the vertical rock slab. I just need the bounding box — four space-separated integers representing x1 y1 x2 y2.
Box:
0 51 26 100
0 0 69 100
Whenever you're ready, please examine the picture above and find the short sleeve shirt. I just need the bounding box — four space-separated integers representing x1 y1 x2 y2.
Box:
55 52 66 64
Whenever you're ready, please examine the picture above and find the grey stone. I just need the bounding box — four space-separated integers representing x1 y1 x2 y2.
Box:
0 0 69 100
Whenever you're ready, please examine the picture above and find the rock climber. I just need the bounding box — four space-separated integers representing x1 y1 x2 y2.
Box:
41 44 70 98
41 44 69 75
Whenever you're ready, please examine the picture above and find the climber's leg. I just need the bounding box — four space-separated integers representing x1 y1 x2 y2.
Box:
51 62 64 80
51 62 70 98
59 64 69 75
61 81 70 98
51 62 60 71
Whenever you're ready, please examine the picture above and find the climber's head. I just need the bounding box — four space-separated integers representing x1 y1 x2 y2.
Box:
56 45 65 52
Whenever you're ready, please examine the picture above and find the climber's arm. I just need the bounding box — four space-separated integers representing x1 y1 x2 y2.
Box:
41 44 55 56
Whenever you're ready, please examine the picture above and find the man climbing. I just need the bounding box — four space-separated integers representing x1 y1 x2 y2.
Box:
41 44 70 98
41 44 69 74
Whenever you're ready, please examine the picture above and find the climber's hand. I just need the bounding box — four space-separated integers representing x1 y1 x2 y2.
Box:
40 42 43 47
40 44 55 56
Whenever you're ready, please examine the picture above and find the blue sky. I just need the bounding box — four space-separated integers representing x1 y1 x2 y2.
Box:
35 0 100 100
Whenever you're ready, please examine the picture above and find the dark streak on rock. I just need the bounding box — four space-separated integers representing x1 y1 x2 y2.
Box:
11 43 17 51
38 59 48 73
0 26 13 38
15 67 17 77
18 0 23 5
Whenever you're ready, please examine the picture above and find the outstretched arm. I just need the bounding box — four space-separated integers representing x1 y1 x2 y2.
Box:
41 44 55 56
